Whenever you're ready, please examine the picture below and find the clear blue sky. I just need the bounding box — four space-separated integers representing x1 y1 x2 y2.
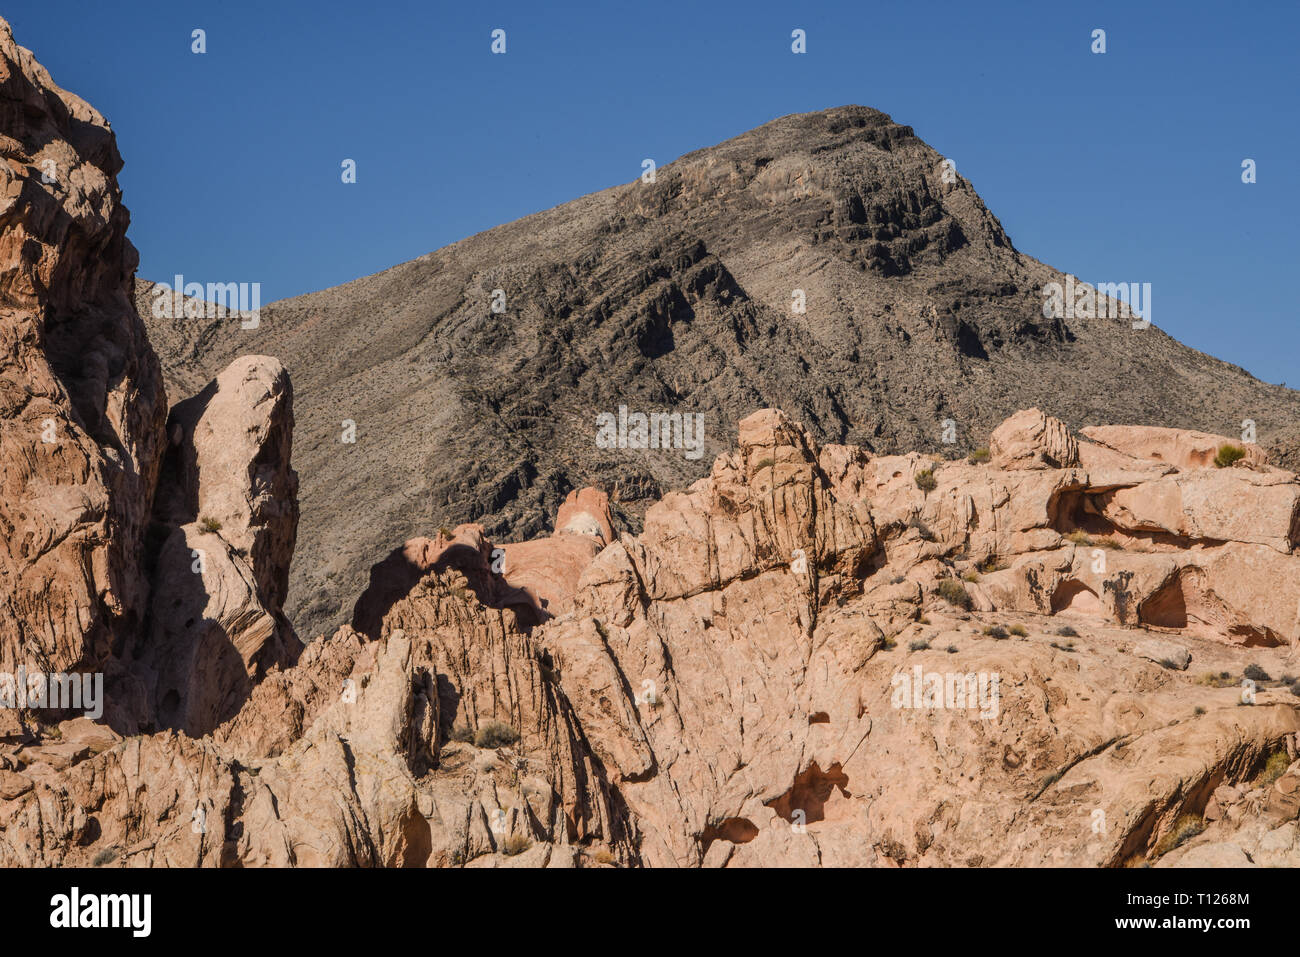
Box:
10 0 1297 385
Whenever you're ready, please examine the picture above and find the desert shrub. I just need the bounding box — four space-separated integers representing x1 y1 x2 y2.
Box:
976 556 1006 574
1243 664 1271 682
1258 750 1292 788
1055 625 1079 637
1193 706 1206 716
199 515 222 533
962 570 981 583
879 635 897 650
968 447 991 464
1214 444 1246 468
983 625 1009 639
1153 814 1204 856
91 847 119 867
592 848 616 866
1292 684 1300 698
1196 670 1235 688
936 578 970 609
474 722 520 749
914 469 937 493
1065 530 1092 546
1094 537 1122 549
449 726 474 744
909 639 931 651
946 644 958 654
918 616 931 625
1008 624 1028 637
501 834 532 856
754 457 775 471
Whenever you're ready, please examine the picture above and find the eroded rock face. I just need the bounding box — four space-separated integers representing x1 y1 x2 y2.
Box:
4 407 1300 868
122 355 302 736
0 19 166 676
0 19 303 740
3 18 1299 869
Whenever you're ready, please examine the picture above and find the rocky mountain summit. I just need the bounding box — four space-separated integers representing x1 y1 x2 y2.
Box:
2 17 1299 868
136 105 1300 641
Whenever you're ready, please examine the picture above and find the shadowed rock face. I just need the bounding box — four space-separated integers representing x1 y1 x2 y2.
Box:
0 19 300 737
0 18 167 675
137 109 1300 640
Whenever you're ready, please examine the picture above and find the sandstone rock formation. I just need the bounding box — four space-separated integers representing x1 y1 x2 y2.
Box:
0 19 300 740
129 355 302 736
6 403 1300 868
3 17 1299 869
0 18 166 678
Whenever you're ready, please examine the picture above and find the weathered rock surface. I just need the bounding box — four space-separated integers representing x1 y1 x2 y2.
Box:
4 18 1300 869
0 20 300 741
0 18 166 676
6 406 1299 868
127 355 302 736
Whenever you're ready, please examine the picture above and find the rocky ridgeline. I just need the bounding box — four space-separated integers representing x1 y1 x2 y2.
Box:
2 18 1300 867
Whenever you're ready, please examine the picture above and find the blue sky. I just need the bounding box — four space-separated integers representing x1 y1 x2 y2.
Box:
10 0 1297 385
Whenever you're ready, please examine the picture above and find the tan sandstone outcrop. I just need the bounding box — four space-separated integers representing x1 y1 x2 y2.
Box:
0 19 166 677
127 355 302 735
4 406 1300 868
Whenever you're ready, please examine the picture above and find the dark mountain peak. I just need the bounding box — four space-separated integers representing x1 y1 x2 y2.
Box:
139 107 1300 639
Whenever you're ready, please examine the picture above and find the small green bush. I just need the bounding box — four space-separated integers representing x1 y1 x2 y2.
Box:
1055 625 1079 637
754 457 775 471
983 625 1009 639
967 448 991 464
936 578 970 609
1153 814 1204 857
962 570 981 583
474 721 520 749
914 469 937 493
199 515 222 533
501 834 532 856
908 639 931 651
1258 750 1292 788
1008 624 1028 637
449 726 474 744
91 847 119 867
1214 444 1246 468
1065 530 1092 546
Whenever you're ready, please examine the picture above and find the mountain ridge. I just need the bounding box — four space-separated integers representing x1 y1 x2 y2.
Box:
137 104 1300 639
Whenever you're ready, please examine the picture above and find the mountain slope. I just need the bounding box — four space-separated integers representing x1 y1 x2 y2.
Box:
138 105 1300 638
